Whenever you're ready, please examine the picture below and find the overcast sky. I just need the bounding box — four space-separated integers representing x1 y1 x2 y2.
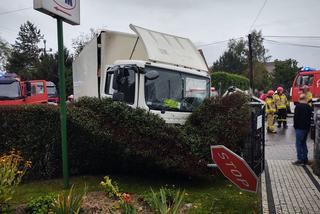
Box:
1 0 320 68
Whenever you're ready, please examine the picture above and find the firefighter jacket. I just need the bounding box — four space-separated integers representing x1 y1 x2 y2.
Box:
273 94 288 110
265 97 276 114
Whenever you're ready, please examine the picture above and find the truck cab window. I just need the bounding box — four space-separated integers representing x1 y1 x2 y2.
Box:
114 67 135 104
296 75 313 87
105 72 113 95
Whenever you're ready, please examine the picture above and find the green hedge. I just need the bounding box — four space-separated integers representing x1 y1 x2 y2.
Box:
0 99 209 179
211 71 249 94
0 94 250 180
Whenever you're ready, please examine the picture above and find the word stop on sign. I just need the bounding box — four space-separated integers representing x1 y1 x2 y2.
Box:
210 145 258 193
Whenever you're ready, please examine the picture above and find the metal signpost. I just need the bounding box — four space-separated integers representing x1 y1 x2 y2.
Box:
211 145 258 193
34 0 80 189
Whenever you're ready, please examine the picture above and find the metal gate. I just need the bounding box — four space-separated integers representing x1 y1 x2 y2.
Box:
242 101 265 176
313 103 320 175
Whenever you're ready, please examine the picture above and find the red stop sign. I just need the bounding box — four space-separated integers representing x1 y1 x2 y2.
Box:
211 145 258 193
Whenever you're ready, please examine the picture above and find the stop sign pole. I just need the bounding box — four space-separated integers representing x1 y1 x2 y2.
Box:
211 145 258 193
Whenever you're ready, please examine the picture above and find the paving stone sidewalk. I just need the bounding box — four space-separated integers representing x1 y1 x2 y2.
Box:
261 119 320 214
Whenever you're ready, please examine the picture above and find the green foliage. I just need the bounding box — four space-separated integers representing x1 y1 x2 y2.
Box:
34 48 74 96
74 97 209 178
184 93 250 160
6 21 43 79
51 185 86 214
100 176 120 198
272 59 301 92
145 187 185 214
211 71 249 93
253 62 273 90
26 193 56 214
0 95 251 180
0 36 11 70
0 150 31 212
212 39 247 74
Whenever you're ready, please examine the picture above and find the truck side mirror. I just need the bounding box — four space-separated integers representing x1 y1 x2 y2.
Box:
112 91 124 102
145 70 159 80
25 81 32 96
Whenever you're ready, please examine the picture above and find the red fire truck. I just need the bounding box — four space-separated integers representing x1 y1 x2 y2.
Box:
0 73 48 105
291 67 320 104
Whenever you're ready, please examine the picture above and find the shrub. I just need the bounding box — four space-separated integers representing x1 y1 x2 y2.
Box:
75 97 210 177
0 150 31 212
211 71 249 94
26 193 56 214
184 92 250 161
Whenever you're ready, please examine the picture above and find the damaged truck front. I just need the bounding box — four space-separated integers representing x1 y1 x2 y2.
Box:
73 25 210 124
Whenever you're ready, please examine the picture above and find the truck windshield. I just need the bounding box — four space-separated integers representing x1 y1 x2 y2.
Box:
0 81 21 99
145 66 210 112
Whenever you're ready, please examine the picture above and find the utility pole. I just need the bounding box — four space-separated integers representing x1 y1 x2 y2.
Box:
43 39 47 55
248 34 254 95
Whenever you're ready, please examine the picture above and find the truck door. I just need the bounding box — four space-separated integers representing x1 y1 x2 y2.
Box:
25 80 48 104
102 65 138 107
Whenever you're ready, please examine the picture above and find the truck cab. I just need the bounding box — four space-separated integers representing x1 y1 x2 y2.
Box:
291 67 320 104
0 74 48 105
73 25 210 124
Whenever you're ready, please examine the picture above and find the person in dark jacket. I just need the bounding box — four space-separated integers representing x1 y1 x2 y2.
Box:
293 94 313 165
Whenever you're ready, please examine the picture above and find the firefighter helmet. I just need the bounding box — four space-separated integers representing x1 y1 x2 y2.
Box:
267 90 274 96
277 86 283 92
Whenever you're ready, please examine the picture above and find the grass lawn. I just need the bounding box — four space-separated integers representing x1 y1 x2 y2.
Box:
13 173 259 213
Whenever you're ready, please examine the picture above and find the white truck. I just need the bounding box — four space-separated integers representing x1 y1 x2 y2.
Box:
73 25 210 124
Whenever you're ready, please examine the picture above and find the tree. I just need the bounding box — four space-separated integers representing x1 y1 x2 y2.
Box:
272 59 301 92
212 30 271 90
35 48 74 96
212 30 271 74
0 37 11 70
72 28 97 57
6 21 43 79
253 62 272 91
212 39 247 74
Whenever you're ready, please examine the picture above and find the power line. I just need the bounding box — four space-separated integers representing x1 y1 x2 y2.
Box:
265 39 320 48
249 0 268 32
0 7 32 16
264 35 320 39
197 37 243 47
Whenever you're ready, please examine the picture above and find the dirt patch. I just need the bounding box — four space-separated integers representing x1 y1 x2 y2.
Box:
81 192 152 214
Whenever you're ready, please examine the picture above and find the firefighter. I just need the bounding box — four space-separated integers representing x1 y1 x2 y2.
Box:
273 86 289 128
266 90 277 133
